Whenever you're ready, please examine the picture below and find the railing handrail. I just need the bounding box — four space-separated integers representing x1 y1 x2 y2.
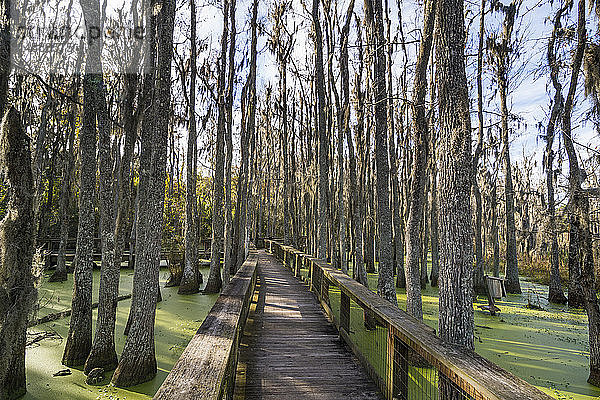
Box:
266 239 553 400
153 249 259 400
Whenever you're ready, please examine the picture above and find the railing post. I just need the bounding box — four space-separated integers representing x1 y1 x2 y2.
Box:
294 254 301 277
340 291 350 334
321 274 329 305
309 260 315 292
387 328 408 400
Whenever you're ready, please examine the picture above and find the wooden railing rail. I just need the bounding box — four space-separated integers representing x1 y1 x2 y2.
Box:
265 239 553 400
153 249 259 400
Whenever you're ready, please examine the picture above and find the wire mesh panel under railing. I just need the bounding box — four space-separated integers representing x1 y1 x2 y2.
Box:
265 240 554 400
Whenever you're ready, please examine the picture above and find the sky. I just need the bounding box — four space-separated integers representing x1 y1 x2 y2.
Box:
189 0 599 181
18 0 600 188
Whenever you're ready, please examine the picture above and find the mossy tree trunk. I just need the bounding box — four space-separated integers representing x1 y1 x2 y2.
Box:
545 2 568 305
0 108 36 400
112 0 174 386
205 0 229 294
312 0 328 261
403 0 436 317
62 66 97 369
560 0 600 384
180 0 200 295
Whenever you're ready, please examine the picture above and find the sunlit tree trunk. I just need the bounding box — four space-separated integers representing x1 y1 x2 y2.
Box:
312 0 328 260
222 0 236 287
112 0 174 385
561 0 600 384
403 0 436 317
545 3 568 304
435 0 475 350
364 0 397 305
205 0 229 294
180 0 200 294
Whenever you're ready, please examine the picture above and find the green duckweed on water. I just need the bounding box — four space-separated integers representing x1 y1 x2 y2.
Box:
27 258 600 400
25 266 218 400
307 260 600 400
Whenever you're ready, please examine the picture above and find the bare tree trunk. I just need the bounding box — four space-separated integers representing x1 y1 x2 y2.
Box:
403 0 436 317
180 0 200 294
429 152 439 287
62 60 97 369
492 2 521 294
472 0 487 296
312 0 328 260
112 0 174 385
0 108 36 400
81 0 120 373
50 86 77 282
112 73 138 287
500 79 520 294
491 181 500 277
420 182 430 289
561 0 600 384
545 3 568 304
435 0 475 350
222 0 236 287
364 0 397 306
239 0 258 263
339 0 355 276
384 0 402 287
349 16 368 287
205 0 229 294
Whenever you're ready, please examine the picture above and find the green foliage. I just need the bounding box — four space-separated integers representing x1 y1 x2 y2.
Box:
162 174 214 251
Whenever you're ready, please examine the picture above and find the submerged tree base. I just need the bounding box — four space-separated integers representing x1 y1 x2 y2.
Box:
48 270 68 282
84 347 118 375
62 339 91 367
111 352 157 388
504 279 522 294
588 368 600 387
178 271 200 294
203 276 222 294
548 289 568 305
0 384 25 400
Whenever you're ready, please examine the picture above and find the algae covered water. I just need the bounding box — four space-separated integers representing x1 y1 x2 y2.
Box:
25 262 600 400
24 267 218 400
331 260 600 400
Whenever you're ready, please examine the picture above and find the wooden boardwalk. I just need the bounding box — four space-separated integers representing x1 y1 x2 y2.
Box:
235 250 382 400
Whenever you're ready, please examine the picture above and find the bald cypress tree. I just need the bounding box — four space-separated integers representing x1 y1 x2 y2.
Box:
112 0 175 386
404 0 436 318
204 0 229 294
364 0 397 305
435 0 475 350
312 0 328 260
0 108 36 400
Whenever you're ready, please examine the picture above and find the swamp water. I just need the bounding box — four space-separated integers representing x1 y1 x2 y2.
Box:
25 266 218 400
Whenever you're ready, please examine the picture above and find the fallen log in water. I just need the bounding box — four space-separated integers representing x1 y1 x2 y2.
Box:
28 294 132 327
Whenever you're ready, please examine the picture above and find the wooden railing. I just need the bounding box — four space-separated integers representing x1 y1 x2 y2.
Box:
153 249 259 400
265 239 553 400
38 237 215 268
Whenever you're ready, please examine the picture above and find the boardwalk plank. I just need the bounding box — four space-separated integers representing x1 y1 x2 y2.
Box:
235 251 383 400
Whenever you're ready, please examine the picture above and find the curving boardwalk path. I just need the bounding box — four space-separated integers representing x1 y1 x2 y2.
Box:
234 250 382 400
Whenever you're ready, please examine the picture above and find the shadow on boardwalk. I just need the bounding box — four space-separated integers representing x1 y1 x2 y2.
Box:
235 250 382 399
